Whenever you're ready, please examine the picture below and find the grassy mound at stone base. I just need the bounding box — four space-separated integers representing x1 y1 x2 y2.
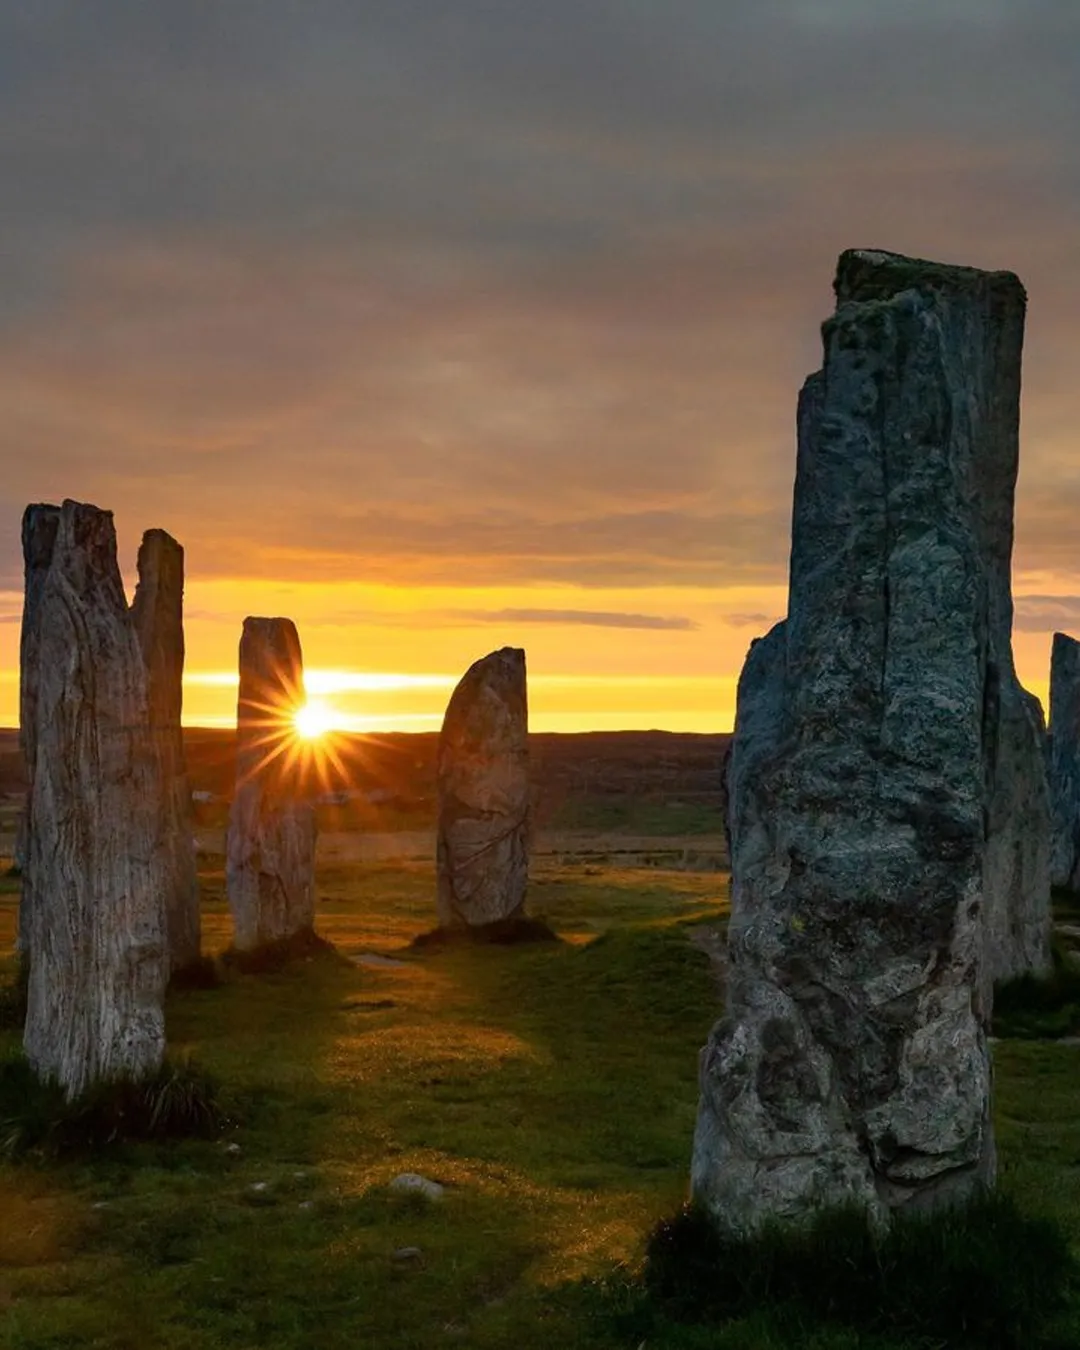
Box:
585 1191 1076 1350
0 1053 230 1161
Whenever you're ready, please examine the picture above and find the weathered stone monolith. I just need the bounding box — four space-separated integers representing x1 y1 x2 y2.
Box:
226 617 316 951
15 503 61 961
130 529 200 975
695 249 1051 1234
22 500 167 1097
436 647 529 929
1050 631 1080 891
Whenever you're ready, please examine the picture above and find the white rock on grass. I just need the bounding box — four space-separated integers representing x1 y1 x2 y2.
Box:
389 1173 445 1201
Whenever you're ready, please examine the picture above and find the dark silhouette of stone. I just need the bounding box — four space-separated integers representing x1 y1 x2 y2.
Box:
22 501 167 1097
695 249 1050 1234
130 529 200 976
15 503 60 961
226 617 316 951
436 647 529 930
1050 631 1080 891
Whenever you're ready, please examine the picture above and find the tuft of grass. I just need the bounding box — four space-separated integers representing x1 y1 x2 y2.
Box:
602 1191 1077 1350
994 938 1080 1039
0 1052 231 1160
221 926 344 975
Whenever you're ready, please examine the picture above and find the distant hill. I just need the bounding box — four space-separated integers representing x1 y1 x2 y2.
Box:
0 726 731 836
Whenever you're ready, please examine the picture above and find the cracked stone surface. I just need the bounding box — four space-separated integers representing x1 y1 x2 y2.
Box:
1050 631 1080 892
21 500 167 1097
15 503 60 960
226 617 317 951
131 529 200 975
436 647 530 928
694 249 1050 1233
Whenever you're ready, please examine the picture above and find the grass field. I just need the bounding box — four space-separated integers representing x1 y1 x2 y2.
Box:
2 855 1080 1348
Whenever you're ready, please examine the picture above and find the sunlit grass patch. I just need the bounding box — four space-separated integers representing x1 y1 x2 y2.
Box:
0 1175 87 1268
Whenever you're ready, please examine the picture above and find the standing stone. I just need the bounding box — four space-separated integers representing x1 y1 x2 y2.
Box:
15 503 61 960
130 529 200 975
1050 631 1080 891
226 617 316 951
22 500 167 1097
695 249 1050 1234
436 647 529 930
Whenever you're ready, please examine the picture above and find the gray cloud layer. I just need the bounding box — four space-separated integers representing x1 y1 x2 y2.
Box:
1 2 1077 597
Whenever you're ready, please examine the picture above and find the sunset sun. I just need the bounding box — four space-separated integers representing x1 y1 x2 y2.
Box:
293 699 335 741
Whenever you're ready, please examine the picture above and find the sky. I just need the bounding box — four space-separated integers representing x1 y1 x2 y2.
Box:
0 1 1078 733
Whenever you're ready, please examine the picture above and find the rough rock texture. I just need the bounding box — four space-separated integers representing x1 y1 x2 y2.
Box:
226 617 316 951
694 249 1050 1234
22 501 167 1097
130 529 200 974
436 647 529 929
1050 631 1080 891
15 504 61 960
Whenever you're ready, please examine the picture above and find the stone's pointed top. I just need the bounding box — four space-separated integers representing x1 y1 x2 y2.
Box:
462 646 526 680
239 617 304 674
21 505 61 570
1052 631 1080 653
133 531 184 613
834 248 1026 307
466 645 525 671
242 615 302 642
51 503 126 607
445 647 527 727
137 528 184 570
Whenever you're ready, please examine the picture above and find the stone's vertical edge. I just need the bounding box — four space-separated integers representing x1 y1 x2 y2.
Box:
693 251 1042 1234
15 503 61 962
225 616 316 951
130 529 200 975
981 686 1052 990
436 647 530 929
22 500 167 1098
1049 632 1080 891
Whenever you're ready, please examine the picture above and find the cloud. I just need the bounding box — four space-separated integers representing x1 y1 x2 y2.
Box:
455 608 698 630
0 3 1078 620
1014 595 1080 634
721 612 784 629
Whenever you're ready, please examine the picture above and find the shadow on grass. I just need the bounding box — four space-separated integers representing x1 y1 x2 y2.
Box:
578 1192 1076 1350
220 926 347 975
0 956 27 1031
409 915 560 949
994 938 1080 1040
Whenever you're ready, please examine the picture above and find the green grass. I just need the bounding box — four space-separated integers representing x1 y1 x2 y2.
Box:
1 857 1079 1348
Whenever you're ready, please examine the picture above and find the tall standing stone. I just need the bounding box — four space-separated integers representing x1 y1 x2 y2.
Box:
15 503 61 961
694 249 1050 1233
226 617 316 951
130 529 200 974
1050 631 1080 891
436 647 529 930
22 500 167 1097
